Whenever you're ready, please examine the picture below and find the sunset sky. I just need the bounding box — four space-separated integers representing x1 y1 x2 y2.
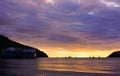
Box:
0 0 120 57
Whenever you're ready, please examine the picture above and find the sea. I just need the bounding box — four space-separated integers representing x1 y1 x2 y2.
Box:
0 58 120 76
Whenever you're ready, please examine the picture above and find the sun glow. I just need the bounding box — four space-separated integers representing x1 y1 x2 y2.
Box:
41 47 112 57
46 51 112 57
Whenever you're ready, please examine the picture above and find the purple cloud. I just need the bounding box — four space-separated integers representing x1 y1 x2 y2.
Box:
0 0 120 51
47 34 79 43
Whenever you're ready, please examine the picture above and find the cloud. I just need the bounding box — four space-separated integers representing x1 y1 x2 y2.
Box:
47 34 79 43
0 0 120 51
100 0 120 7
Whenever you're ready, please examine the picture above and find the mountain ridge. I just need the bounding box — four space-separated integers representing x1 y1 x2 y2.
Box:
0 35 48 58
108 51 120 57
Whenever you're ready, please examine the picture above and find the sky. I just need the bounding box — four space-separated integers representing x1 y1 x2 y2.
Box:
0 0 120 57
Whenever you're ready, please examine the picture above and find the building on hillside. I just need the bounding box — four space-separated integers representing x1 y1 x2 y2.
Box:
0 47 36 59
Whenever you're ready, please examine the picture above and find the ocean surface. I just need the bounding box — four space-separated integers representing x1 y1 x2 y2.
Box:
0 58 120 76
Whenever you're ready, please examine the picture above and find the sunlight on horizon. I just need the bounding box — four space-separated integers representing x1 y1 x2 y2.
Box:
38 47 113 57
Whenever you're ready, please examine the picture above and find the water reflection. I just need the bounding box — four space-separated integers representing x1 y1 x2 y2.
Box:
37 58 120 74
0 59 38 76
0 59 15 76
0 58 119 76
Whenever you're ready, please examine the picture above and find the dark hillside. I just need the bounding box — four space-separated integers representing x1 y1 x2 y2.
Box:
0 35 48 59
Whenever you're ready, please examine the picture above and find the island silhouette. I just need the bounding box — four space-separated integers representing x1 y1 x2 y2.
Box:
108 51 120 58
0 35 48 59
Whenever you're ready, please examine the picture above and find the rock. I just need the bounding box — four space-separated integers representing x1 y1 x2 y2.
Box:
0 35 48 59
108 51 120 57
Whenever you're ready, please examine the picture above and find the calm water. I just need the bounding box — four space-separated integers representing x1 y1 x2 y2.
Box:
0 58 120 76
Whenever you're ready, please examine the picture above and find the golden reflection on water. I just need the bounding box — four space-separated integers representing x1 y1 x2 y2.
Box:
37 58 120 74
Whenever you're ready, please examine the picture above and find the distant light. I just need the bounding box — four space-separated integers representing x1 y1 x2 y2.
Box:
113 4 120 8
88 12 94 15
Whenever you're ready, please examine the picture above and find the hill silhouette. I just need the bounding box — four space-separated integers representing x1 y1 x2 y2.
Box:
0 35 48 59
108 51 120 57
